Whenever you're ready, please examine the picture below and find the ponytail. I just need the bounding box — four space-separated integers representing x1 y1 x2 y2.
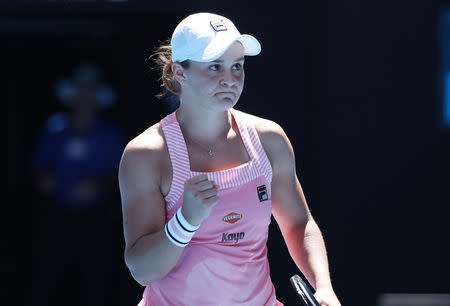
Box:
148 38 190 99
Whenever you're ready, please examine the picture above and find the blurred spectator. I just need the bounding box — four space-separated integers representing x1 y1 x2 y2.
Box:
30 62 126 306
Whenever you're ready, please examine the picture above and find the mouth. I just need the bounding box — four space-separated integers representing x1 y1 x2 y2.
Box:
215 91 236 97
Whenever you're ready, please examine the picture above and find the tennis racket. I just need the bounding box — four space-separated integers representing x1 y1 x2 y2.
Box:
289 274 320 306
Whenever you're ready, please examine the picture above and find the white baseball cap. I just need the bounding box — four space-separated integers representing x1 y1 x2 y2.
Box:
171 12 261 63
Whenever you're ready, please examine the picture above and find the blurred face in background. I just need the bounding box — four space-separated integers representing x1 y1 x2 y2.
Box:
72 85 98 111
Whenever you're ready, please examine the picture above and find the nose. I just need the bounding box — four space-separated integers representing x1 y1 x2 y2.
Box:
220 70 238 87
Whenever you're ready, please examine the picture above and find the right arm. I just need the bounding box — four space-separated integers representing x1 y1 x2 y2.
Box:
119 139 184 286
119 130 219 286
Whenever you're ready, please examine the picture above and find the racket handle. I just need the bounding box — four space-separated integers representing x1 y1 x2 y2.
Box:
290 274 320 306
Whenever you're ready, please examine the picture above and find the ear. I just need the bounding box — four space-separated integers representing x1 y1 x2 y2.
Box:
171 62 186 86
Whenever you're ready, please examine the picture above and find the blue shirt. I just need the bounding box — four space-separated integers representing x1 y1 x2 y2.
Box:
32 112 126 210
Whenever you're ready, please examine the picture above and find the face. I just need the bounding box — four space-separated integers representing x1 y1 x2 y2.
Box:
175 41 245 111
72 86 98 112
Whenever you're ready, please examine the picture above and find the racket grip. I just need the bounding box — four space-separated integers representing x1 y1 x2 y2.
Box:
290 274 320 306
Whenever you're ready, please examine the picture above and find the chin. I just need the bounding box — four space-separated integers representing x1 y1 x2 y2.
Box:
212 96 238 110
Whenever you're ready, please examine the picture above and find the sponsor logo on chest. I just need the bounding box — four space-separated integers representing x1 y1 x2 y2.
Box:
257 185 268 202
221 232 245 244
222 212 243 224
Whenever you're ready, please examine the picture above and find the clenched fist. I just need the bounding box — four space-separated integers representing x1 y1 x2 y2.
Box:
181 174 220 226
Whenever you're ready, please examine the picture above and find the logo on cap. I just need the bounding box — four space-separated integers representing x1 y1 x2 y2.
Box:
210 20 227 32
222 212 243 224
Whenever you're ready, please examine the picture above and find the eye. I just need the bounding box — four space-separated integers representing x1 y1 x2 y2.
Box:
233 63 243 71
209 64 220 71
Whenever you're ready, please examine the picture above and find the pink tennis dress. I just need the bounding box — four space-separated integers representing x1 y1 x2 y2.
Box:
139 108 283 306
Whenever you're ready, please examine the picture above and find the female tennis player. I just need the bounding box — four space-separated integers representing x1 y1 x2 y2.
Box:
119 12 341 306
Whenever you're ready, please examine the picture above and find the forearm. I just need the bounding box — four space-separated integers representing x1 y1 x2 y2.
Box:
125 228 184 286
283 219 333 290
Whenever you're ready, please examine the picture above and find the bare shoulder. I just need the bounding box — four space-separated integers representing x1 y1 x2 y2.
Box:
120 122 166 167
119 122 169 194
234 109 294 166
123 122 166 158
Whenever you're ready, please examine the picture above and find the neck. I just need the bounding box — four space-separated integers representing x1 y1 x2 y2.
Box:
176 104 232 144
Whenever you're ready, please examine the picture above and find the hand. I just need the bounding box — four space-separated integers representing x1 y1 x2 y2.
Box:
182 174 219 226
314 286 341 306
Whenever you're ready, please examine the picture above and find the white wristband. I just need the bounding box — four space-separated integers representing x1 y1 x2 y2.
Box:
165 207 200 247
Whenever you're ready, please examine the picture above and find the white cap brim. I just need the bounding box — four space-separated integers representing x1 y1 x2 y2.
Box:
189 34 261 62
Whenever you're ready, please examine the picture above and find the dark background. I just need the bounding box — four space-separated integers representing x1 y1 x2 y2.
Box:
4 1 450 305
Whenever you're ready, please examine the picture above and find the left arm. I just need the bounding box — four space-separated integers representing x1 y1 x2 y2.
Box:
256 119 340 306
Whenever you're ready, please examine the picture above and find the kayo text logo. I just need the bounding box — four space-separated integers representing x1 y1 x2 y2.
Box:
221 232 245 244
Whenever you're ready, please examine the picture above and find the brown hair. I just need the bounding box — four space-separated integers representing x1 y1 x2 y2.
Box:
148 38 190 99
